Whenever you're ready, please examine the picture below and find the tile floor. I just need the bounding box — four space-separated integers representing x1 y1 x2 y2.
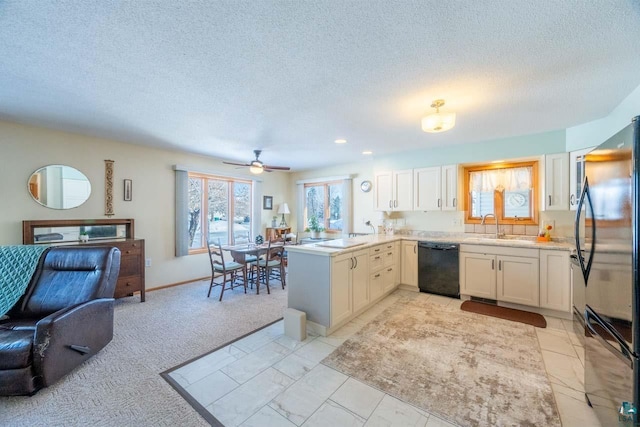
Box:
167 291 602 427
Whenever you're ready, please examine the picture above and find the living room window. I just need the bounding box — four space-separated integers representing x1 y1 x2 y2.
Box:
463 161 539 225
304 181 344 232
188 172 252 252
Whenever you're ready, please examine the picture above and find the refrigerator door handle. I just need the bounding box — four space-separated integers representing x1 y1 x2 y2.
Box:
575 177 595 284
585 306 633 369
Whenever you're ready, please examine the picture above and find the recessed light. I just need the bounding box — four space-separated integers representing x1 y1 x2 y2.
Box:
362 150 373 155
334 139 347 144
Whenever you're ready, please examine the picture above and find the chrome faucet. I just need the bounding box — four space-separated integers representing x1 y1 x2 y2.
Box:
481 213 502 239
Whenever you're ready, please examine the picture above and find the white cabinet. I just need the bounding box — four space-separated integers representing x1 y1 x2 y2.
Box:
460 251 496 299
374 170 413 211
330 253 353 325
369 242 398 300
497 255 539 306
569 147 593 210
460 245 540 307
413 165 458 211
544 152 569 210
330 249 369 325
400 240 418 290
539 250 571 312
352 250 370 312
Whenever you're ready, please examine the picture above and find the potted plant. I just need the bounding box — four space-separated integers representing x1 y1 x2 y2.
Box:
305 215 324 238
79 231 89 243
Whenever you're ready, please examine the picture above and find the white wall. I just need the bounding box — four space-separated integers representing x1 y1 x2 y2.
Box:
290 130 570 236
566 83 640 151
0 120 289 289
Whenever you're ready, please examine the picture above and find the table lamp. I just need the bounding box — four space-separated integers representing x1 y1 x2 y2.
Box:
278 203 290 227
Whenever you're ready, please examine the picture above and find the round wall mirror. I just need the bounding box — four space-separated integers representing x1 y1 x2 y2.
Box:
28 165 91 209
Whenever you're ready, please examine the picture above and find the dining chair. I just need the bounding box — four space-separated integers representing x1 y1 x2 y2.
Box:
251 241 286 294
207 240 247 301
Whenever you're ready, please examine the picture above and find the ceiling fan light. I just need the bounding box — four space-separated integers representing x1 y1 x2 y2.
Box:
249 165 263 174
422 112 456 133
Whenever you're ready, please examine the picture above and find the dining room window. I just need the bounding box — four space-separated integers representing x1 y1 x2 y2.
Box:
188 172 252 252
463 161 539 225
304 180 343 232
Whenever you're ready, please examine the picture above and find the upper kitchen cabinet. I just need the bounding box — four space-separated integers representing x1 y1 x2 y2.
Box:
543 152 569 210
569 147 594 210
413 165 458 211
374 170 413 211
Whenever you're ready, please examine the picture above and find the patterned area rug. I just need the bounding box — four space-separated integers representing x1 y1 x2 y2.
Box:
322 294 561 427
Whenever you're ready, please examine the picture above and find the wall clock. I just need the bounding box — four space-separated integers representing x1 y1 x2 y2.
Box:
360 180 372 193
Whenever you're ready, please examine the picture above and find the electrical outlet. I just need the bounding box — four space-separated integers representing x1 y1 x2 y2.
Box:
145 258 152 267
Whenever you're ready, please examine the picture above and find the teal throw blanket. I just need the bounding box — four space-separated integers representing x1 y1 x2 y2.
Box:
0 245 49 317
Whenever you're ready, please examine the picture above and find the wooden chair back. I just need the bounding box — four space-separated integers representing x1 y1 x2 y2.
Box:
207 240 226 271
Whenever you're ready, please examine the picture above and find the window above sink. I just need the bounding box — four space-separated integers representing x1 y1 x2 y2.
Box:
463 160 539 226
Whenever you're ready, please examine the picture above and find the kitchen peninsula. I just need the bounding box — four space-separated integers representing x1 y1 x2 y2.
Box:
286 234 574 336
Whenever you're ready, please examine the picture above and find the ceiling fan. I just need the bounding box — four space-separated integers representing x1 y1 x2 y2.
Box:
222 149 291 174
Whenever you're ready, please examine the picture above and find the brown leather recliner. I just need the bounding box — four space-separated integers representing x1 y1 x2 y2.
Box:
0 246 120 396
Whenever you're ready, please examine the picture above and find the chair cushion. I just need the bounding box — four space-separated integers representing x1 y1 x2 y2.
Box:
0 328 33 369
244 255 258 263
258 260 281 267
214 261 244 271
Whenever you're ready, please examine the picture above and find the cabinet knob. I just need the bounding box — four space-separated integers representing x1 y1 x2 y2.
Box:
126 250 131 254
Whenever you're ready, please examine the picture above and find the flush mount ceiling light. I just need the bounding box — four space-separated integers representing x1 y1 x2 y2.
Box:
421 99 456 133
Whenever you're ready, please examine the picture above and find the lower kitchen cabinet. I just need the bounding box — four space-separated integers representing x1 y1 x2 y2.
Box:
460 251 496 299
497 255 539 306
460 245 540 307
539 249 571 312
401 240 418 289
352 250 370 312
330 249 369 325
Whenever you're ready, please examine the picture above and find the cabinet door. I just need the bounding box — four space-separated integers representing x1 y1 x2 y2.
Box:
383 265 397 293
497 255 540 307
331 253 353 325
460 252 496 299
413 167 441 211
352 250 370 312
539 250 570 312
569 147 593 211
401 241 418 289
393 169 414 211
441 164 458 211
370 271 384 301
544 152 569 211
374 171 393 211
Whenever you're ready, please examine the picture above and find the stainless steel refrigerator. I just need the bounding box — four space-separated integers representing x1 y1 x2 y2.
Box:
575 116 639 426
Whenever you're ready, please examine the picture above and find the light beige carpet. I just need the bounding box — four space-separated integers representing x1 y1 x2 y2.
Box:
322 294 561 427
0 279 287 427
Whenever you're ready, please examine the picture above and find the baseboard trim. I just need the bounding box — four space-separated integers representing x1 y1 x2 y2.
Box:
146 276 210 293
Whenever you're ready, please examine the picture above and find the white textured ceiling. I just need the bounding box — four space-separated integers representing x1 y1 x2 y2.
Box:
1 1 639 171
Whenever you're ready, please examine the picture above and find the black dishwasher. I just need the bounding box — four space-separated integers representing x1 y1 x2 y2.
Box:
418 242 460 298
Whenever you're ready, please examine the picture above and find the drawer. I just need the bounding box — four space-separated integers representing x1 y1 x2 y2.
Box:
115 275 142 298
369 245 384 256
383 249 395 267
114 243 142 256
370 253 384 271
119 254 142 276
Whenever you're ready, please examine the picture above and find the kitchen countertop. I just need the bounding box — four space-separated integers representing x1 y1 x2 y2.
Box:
285 233 575 256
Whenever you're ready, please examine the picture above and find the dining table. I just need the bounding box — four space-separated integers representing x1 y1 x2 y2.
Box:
222 242 285 291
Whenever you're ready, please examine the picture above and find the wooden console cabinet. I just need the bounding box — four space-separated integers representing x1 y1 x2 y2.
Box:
23 218 145 302
87 238 145 302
